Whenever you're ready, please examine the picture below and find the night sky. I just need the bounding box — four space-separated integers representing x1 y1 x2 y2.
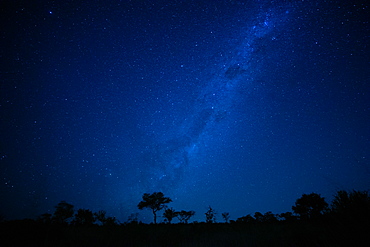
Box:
1 0 369 223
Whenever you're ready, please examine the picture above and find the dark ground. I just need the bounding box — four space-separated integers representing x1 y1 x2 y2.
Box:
1 220 369 247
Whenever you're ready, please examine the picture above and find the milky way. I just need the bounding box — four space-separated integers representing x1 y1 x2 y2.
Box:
1 0 369 222
133 5 293 194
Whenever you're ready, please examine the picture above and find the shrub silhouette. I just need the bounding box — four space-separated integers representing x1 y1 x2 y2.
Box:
177 210 195 223
138 192 172 224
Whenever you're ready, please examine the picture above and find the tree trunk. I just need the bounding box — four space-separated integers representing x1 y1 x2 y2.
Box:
153 209 157 224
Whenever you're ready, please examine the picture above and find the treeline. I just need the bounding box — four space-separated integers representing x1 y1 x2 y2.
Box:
0 190 369 247
13 189 369 226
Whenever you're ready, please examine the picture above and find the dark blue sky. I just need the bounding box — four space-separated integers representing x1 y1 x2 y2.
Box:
1 0 369 223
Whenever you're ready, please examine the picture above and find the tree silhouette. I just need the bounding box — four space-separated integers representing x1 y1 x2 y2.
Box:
262 211 278 223
237 214 255 223
53 201 74 224
94 210 107 224
127 213 139 224
222 212 230 223
74 209 95 225
163 207 178 224
205 206 216 223
292 193 328 220
331 190 370 224
254 212 264 223
137 192 172 224
177 210 195 224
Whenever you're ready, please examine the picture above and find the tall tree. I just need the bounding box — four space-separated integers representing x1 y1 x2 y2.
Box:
137 192 172 224
292 193 328 220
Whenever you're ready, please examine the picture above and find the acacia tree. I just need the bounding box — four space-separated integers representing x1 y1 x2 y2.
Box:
138 192 172 224
292 193 328 220
163 207 178 224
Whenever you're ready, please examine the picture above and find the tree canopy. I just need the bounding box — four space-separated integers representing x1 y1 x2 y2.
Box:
137 192 172 224
292 193 328 220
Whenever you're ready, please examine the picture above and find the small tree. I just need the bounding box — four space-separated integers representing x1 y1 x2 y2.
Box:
177 210 195 224
138 192 172 224
222 212 230 223
53 201 74 224
163 208 178 224
205 206 216 223
292 193 328 220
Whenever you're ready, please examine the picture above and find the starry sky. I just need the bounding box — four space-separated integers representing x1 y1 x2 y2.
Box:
1 0 369 223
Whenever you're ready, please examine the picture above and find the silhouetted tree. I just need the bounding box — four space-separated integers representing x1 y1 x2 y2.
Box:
137 192 172 224
74 209 95 225
94 210 107 224
292 193 328 220
104 216 117 226
53 201 74 224
127 213 139 224
93 210 118 226
254 212 264 223
262 211 278 223
237 214 255 223
222 212 230 223
331 190 370 224
177 210 195 223
205 206 216 223
163 207 178 224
